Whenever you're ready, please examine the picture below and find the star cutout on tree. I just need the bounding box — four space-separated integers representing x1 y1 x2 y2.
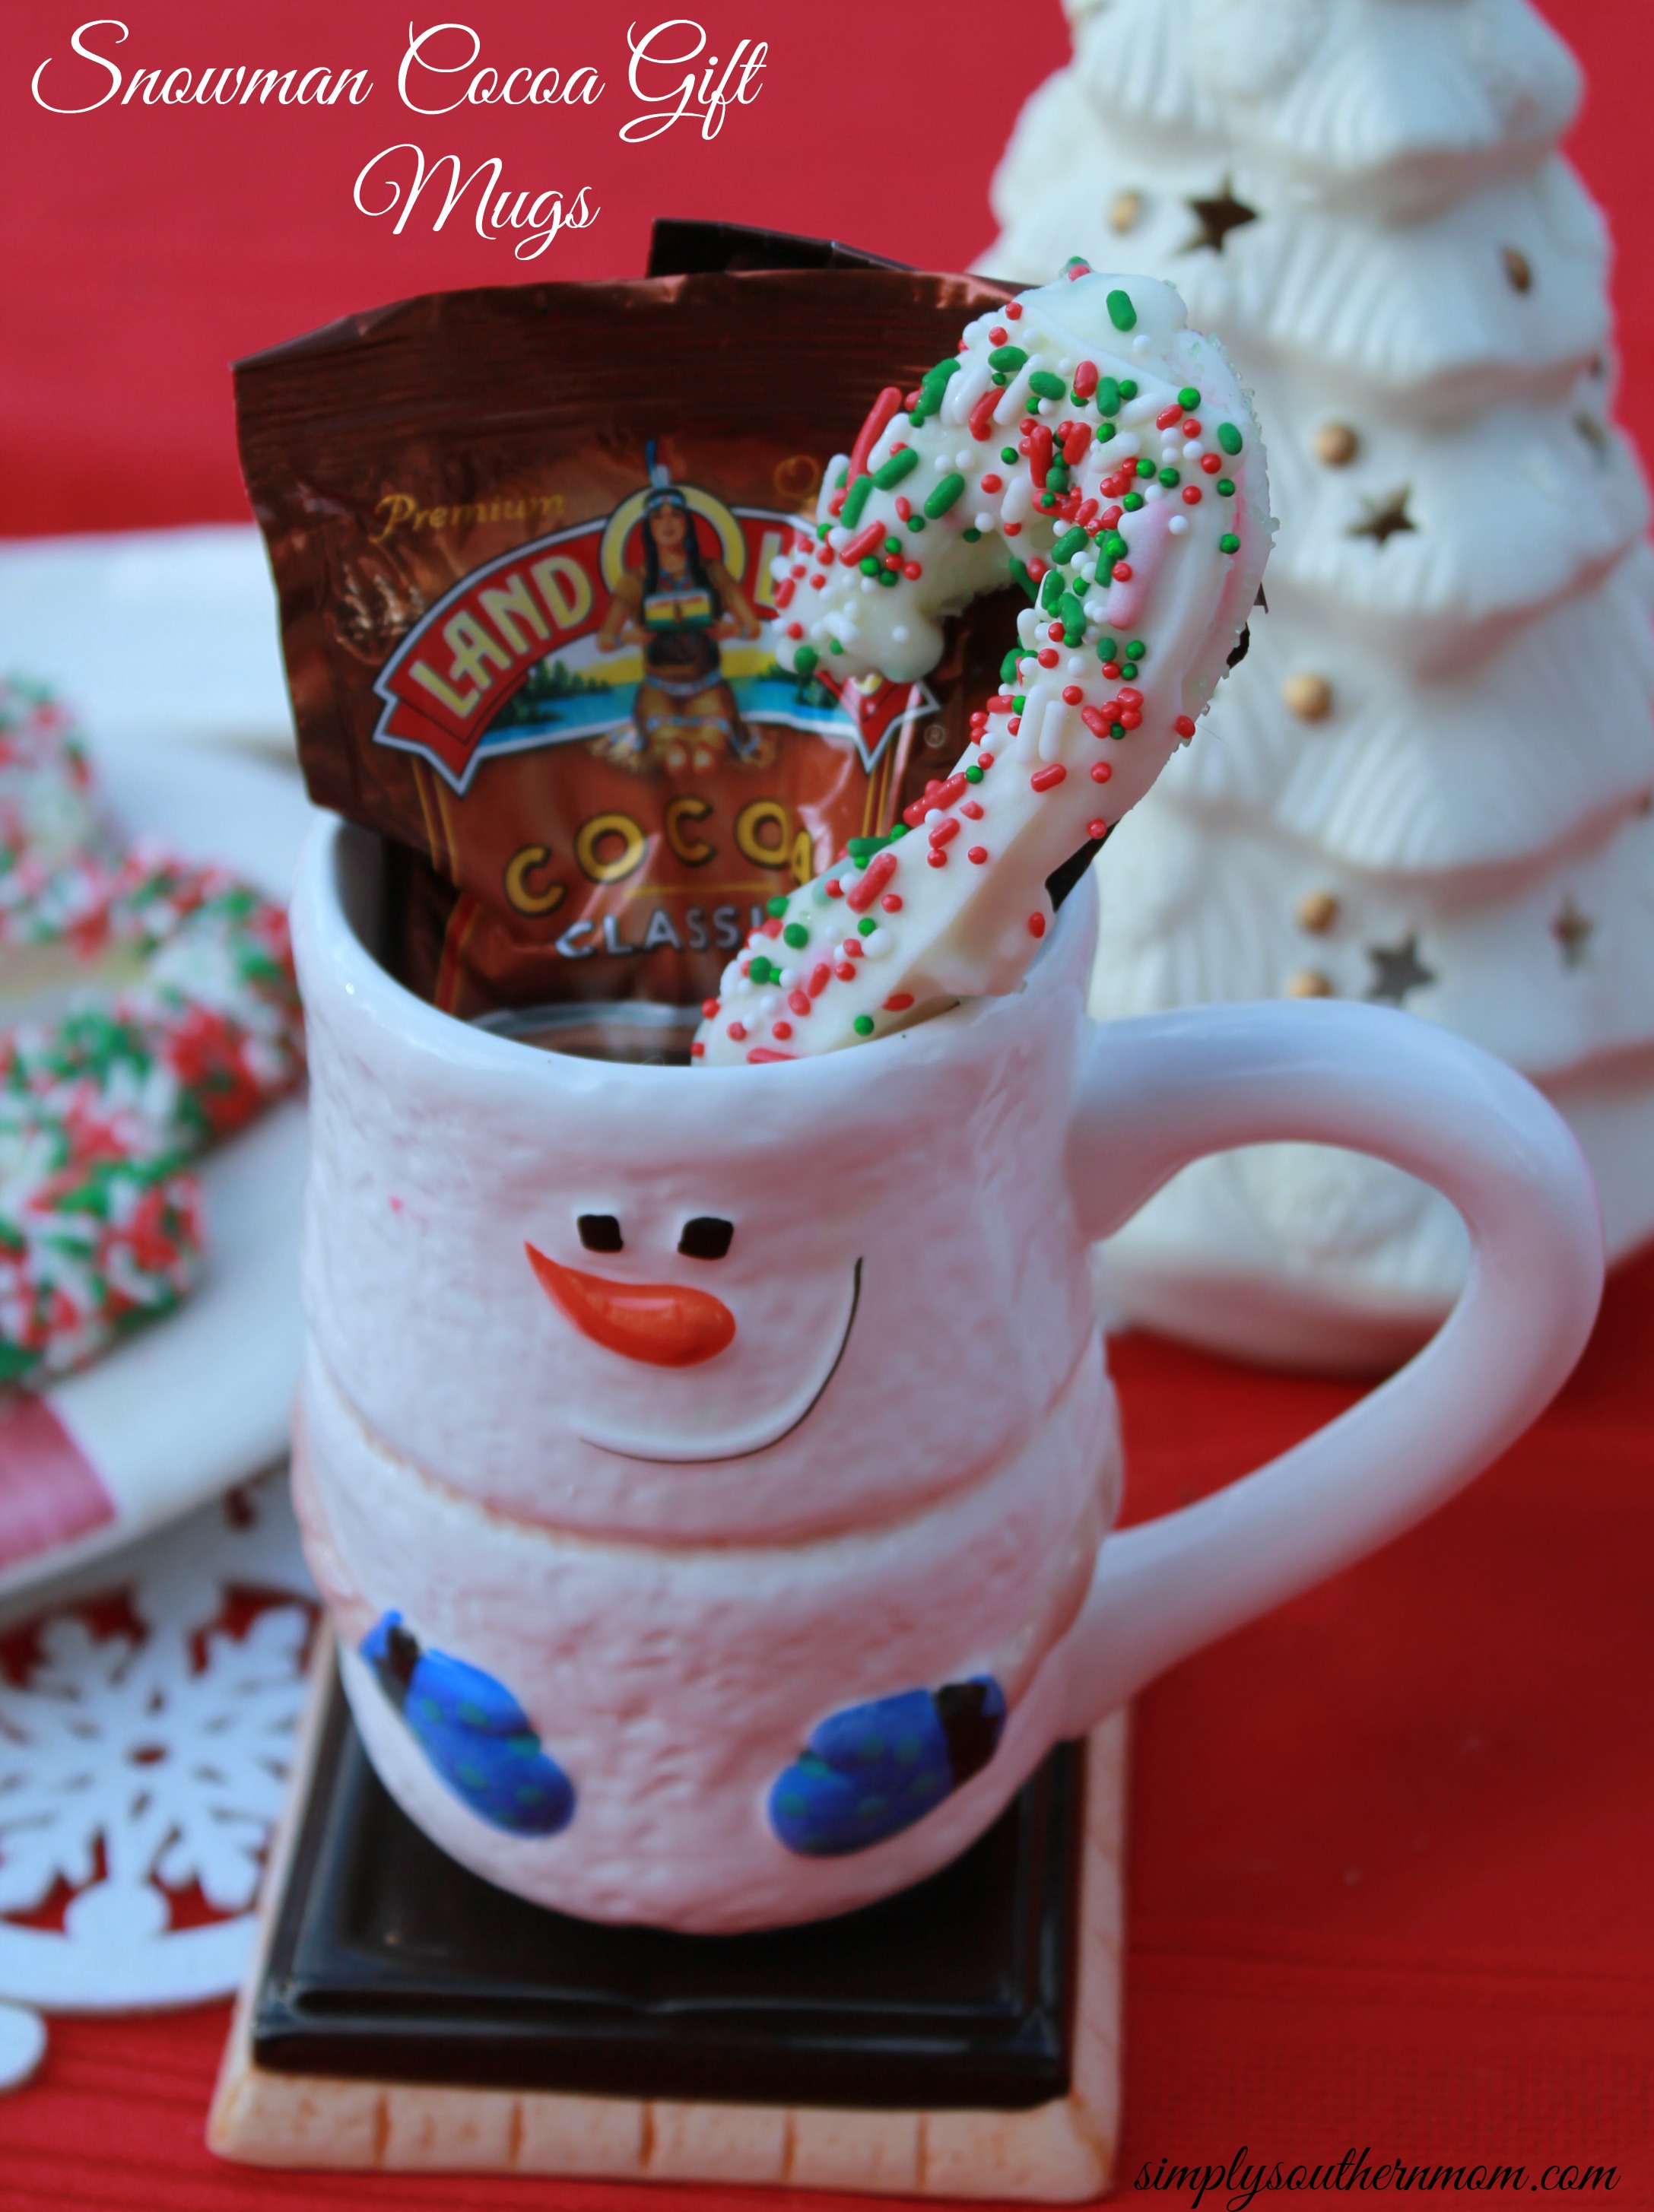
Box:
1349 489 1418 547
1366 935 1437 1005
1185 181 1259 255
1552 898 1594 967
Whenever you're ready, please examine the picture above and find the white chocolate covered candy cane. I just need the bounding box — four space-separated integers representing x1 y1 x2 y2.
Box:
694 265 1272 1065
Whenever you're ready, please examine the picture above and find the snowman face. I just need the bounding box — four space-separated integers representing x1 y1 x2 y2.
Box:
522 1210 862 1464
304 1029 1089 1547
297 822 1106 1548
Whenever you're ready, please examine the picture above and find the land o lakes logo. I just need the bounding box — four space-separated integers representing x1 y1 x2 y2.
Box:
372 480 939 792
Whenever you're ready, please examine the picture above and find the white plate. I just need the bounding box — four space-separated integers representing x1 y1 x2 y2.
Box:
0 526 296 762
0 743 319 1609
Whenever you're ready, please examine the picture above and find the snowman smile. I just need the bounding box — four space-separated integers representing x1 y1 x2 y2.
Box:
526 1249 863 1464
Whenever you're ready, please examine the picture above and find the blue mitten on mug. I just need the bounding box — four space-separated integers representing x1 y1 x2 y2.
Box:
770 1677 1005 1858
362 1611 576 1838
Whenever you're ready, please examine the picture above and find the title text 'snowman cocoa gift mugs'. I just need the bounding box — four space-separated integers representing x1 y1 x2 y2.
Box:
290 820 1602 1934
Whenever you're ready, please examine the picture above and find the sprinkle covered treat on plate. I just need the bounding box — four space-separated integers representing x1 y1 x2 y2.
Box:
694 265 1272 1065
0 678 120 954
0 855 306 1385
0 684 306 1385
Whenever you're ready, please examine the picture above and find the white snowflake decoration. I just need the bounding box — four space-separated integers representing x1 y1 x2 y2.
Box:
0 1471 314 2084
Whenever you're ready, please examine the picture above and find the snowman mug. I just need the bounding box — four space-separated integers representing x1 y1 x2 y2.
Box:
290 819 1602 1934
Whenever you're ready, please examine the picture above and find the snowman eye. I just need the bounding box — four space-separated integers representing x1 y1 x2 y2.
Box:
577 1214 624 1253
678 1217 734 1261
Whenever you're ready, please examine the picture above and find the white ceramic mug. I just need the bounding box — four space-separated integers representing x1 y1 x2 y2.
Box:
290 820 1602 1933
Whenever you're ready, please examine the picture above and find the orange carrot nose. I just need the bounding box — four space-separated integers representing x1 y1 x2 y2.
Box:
525 1245 736 1367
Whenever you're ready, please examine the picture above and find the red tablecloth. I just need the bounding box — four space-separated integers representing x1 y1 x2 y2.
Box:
0 0 1650 2200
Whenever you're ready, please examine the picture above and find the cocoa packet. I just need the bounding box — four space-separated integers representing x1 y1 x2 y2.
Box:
236 238 1014 1017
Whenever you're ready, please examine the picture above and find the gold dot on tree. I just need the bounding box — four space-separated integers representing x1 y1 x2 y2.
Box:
1284 672 1334 721
1109 189 1144 233
1297 890 1340 934
1314 421 1359 467
1286 970 1334 998
1551 898 1594 968
1501 245 1533 293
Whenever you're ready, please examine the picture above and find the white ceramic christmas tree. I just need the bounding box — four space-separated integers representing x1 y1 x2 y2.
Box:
984 0 1654 1369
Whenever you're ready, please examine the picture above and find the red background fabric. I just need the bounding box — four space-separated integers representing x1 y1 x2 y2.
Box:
1 0 1651 2201
3 0 1653 540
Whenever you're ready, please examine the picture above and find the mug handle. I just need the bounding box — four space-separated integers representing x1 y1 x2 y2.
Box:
1056 999 1603 1739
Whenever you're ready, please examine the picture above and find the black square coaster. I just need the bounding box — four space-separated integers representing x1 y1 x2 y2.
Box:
250 1668 1086 2112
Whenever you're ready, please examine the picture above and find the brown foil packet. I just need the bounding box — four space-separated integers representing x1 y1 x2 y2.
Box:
236 254 1013 1017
